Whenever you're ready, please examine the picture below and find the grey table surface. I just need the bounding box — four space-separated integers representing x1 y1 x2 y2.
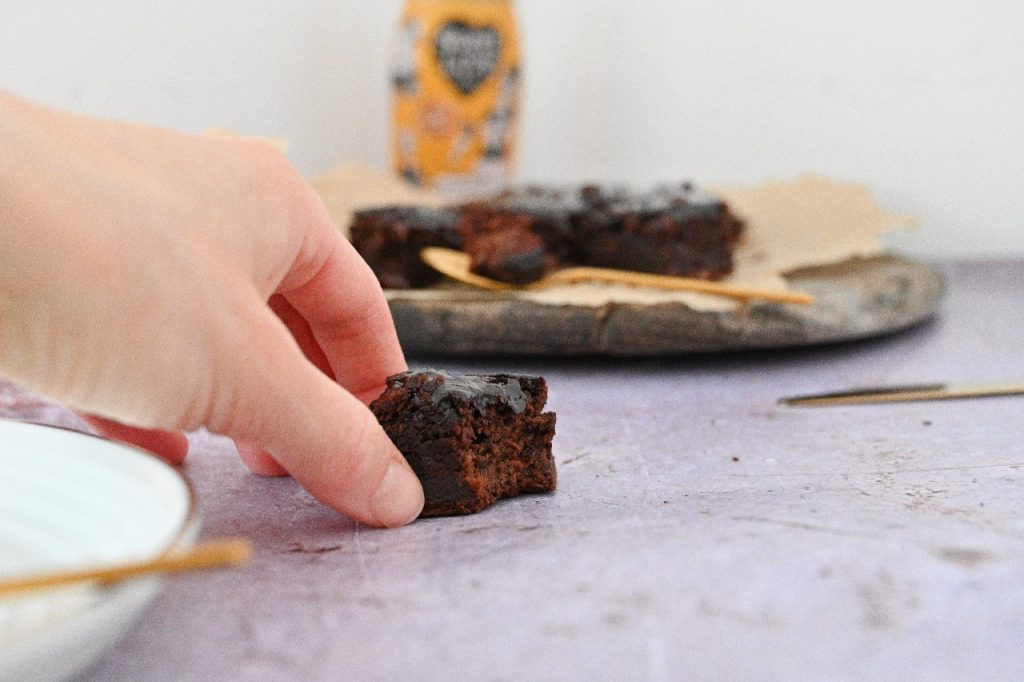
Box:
6 260 1023 681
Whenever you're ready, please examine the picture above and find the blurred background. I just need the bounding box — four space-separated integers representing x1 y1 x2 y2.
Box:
1 0 1021 258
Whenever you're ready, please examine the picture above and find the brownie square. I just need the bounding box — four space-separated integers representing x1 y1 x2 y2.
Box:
456 187 585 284
349 206 462 289
370 369 557 517
456 207 559 284
576 184 745 280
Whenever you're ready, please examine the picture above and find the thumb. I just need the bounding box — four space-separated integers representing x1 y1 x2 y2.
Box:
209 304 423 527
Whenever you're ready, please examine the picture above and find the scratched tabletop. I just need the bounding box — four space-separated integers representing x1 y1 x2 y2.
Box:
5 260 1023 681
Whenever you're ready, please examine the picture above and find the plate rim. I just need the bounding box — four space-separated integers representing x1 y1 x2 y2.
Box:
385 254 945 356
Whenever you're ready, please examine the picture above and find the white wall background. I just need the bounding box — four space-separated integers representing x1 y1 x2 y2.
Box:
1 1 1022 258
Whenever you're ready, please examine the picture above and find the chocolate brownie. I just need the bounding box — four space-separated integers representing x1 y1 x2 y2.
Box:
456 208 559 284
575 183 744 280
349 183 744 289
456 186 584 283
349 206 462 289
461 183 744 283
461 219 552 285
370 369 557 517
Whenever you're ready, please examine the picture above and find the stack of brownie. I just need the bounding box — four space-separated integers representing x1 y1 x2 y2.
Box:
348 182 745 288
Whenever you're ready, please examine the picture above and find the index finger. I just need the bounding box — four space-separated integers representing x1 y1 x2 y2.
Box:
279 215 406 402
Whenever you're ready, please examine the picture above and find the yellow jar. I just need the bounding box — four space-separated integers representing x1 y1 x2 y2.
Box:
391 0 520 199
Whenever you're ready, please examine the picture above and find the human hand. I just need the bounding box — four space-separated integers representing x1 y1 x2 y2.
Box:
0 92 424 527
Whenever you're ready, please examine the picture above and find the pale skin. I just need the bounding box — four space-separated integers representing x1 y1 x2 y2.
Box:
0 91 424 527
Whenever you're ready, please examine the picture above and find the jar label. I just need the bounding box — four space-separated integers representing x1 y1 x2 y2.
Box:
392 1 520 198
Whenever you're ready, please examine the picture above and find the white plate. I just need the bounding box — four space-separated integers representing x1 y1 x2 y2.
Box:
0 419 198 682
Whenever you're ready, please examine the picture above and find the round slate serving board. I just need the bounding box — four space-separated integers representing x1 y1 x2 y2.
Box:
388 255 943 357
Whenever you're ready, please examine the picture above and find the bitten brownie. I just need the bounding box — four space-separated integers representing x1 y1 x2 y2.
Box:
370 369 557 517
349 206 462 289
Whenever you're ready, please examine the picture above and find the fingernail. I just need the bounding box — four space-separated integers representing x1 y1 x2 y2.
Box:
369 459 424 527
